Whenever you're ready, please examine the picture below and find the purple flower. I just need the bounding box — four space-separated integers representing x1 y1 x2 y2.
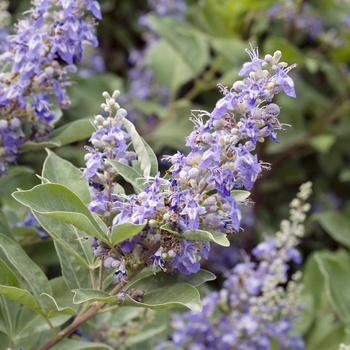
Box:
238 45 265 76
275 66 297 98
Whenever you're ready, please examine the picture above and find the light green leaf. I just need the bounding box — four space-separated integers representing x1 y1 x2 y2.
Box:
12 184 109 244
0 286 42 314
42 150 91 204
110 221 147 245
39 293 76 318
33 213 96 270
13 309 71 349
72 289 118 304
51 339 113 350
19 140 61 152
148 39 196 94
309 134 335 154
106 160 145 193
314 211 350 249
0 233 52 301
305 313 349 350
148 15 209 84
231 190 251 201
161 223 230 247
127 269 216 291
314 250 350 324
49 119 95 146
122 117 151 177
141 137 159 177
0 259 19 287
122 283 202 311
54 241 92 291
263 36 304 66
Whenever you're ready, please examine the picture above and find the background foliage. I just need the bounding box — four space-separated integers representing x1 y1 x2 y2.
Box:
1 0 350 349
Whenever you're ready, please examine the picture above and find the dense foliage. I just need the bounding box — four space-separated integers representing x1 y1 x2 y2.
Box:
1 1 350 349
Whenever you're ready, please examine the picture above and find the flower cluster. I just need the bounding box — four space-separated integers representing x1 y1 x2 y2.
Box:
0 0 101 175
162 182 312 350
84 47 297 282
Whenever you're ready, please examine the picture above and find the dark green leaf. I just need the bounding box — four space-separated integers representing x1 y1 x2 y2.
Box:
42 150 91 204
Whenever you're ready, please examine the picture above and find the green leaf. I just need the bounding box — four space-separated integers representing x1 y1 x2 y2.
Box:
314 211 350 249
148 100 194 152
39 293 76 318
0 286 41 314
51 339 113 350
161 223 230 247
12 183 109 244
50 119 95 146
147 40 192 94
149 16 209 80
33 213 96 270
0 209 15 240
54 241 92 291
302 253 328 315
72 289 118 304
13 309 71 349
309 134 336 154
122 117 151 177
211 37 247 67
106 160 145 193
49 276 78 311
231 190 251 201
127 269 216 291
110 221 147 245
19 140 61 152
314 250 350 324
141 137 159 177
122 283 202 311
0 259 19 287
263 36 304 66
42 150 91 204
305 312 350 350
0 233 52 301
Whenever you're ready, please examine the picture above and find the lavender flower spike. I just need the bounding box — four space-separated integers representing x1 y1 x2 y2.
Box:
0 0 101 175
